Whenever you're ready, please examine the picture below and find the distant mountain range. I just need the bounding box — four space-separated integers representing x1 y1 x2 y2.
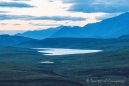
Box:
51 26 82 38
0 35 34 46
51 12 129 38
15 12 129 39
119 35 129 39
15 26 63 39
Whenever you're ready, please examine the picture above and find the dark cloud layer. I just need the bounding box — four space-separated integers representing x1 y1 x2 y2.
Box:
62 0 129 13
12 0 31 1
0 14 86 21
0 1 35 8
29 22 60 26
34 16 86 21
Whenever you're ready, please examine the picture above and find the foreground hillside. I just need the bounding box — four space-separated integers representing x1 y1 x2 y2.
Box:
0 45 129 86
18 38 129 50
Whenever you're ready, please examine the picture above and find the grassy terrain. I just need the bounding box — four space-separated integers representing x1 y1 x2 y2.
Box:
0 38 129 86
18 38 129 50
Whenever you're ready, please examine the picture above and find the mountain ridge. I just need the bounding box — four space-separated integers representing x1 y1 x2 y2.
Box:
0 35 35 46
15 25 63 39
51 12 129 38
15 12 129 39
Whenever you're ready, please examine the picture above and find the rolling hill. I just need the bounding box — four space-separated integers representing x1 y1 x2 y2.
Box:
0 35 34 46
0 43 129 86
17 38 129 50
119 35 129 39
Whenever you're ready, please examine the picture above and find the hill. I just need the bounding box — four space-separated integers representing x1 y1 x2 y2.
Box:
0 35 34 46
119 35 129 39
17 38 129 50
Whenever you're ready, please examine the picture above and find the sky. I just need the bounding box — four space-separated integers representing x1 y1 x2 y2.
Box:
0 0 128 34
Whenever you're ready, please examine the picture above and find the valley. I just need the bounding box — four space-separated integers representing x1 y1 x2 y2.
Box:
0 38 129 86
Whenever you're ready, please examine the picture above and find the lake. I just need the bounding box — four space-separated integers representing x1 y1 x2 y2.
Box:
33 48 102 56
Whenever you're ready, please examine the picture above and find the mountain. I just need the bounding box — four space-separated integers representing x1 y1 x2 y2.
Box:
51 26 82 38
0 35 34 46
119 35 129 39
51 12 129 38
15 26 63 39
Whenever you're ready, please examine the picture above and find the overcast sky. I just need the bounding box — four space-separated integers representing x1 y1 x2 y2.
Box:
0 0 128 33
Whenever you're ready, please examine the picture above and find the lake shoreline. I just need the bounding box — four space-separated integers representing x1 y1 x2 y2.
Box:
33 48 102 56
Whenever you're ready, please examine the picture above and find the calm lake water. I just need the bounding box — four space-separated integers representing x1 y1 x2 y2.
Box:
34 48 102 56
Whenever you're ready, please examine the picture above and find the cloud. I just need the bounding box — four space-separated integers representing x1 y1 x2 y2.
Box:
0 11 10 13
0 14 33 20
29 22 60 26
95 13 122 20
0 14 86 21
0 22 21 26
0 1 35 8
48 0 54 2
13 23 21 26
62 0 129 13
33 16 86 21
12 0 31 1
0 23 8 26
